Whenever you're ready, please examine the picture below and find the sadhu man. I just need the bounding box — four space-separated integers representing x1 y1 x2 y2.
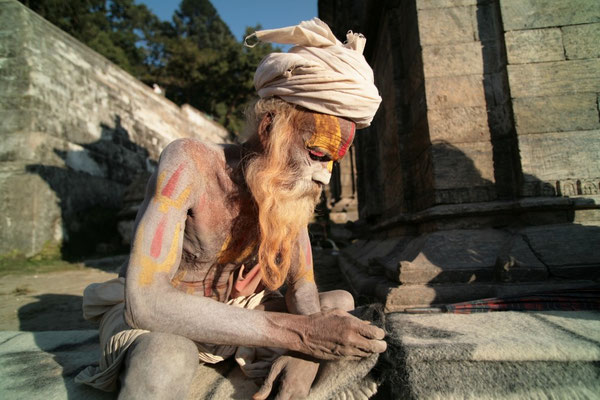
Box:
76 18 385 400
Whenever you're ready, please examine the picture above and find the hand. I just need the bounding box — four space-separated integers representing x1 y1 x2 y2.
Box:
253 355 319 400
300 308 387 360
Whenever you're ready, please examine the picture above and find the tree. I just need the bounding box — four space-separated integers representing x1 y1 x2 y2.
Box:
19 0 281 137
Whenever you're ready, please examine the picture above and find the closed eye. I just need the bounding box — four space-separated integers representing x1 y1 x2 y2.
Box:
308 149 332 162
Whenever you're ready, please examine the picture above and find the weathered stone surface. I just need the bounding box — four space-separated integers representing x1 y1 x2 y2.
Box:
521 224 600 278
431 140 496 189
500 0 600 31
428 106 490 143
384 280 596 311
422 41 484 78
494 235 548 282
562 23 600 60
512 94 600 135
416 0 489 9
504 28 564 64
507 59 600 98
0 1 229 257
425 74 485 109
417 6 475 46
518 130 600 183
395 230 510 284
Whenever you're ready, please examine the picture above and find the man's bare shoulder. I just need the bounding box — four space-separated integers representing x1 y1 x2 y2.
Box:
158 138 240 172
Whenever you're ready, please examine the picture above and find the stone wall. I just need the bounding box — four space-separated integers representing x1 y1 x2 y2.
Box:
320 0 600 311
501 0 600 197
0 0 230 258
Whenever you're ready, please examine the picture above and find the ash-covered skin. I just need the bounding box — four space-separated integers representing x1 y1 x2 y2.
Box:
120 108 385 400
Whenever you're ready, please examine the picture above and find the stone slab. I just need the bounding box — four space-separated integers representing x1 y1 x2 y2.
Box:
428 106 491 143
500 0 600 31
518 130 600 182
431 140 496 190
417 6 475 46
422 41 484 78
521 224 600 277
512 94 600 134
562 23 600 60
494 235 549 282
384 280 597 311
395 230 510 284
416 0 490 9
505 28 564 64
425 74 485 109
507 59 600 98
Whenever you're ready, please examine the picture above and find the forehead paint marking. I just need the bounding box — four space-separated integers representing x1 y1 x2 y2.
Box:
305 114 355 161
305 114 342 160
337 121 355 159
135 222 182 287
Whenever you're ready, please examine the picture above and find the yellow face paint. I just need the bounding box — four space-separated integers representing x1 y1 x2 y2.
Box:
305 114 356 161
327 161 333 173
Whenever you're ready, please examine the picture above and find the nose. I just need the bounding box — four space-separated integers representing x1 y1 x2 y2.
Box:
312 162 332 185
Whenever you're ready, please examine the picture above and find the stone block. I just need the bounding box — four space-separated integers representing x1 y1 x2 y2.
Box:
507 59 600 98
428 106 491 143
505 28 564 64
494 235 548 282
431 140 496 190
425 74 485 109
417 0 489 9
500 0 600 31
518 130 600 182
422 41 484 78
562 23 600 60
521 224 600 280
512 94 600 134
0 167 62 257
392 230 510 284
384 280 597 311
417 6 475 46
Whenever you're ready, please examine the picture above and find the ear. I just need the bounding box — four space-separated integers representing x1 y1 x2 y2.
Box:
257 113 273 148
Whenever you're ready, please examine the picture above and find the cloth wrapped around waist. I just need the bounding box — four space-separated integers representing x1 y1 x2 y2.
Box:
75 277 285 392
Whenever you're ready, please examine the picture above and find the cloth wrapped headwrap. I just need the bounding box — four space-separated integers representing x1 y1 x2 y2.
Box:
246 18 381 129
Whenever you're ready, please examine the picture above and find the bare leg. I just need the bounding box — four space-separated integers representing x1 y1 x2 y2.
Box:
118 332 199 400
257 289 355 312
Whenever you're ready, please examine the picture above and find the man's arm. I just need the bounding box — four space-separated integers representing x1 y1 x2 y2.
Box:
124 140 385 359
284 228 321 316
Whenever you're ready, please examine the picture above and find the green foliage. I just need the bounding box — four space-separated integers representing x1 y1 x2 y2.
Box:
19 0 281 137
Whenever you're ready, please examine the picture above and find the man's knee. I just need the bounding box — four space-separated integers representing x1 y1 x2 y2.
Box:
120 332 198 399
319 290 355 312
128 332 198 369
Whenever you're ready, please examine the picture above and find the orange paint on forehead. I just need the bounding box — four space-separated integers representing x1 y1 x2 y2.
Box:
305 114 355 161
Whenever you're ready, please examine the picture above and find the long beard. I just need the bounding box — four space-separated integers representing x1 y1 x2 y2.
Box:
245 154 322 290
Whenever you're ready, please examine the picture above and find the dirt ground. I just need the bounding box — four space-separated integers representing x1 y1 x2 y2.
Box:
0 249 347 332
0 261 122 332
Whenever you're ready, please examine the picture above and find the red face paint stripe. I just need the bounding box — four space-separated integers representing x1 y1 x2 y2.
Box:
338 123 355 158
150 217 167 259
161 164 184 198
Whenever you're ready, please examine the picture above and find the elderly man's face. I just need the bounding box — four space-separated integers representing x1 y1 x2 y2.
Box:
296 111 356 186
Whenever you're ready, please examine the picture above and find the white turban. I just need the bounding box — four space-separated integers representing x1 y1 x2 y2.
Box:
247 18 381 129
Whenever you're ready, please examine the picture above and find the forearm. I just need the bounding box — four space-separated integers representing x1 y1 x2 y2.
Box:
125 284 308 352
285 281 320 315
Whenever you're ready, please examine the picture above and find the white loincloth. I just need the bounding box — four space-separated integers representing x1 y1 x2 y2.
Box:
75 278 285 392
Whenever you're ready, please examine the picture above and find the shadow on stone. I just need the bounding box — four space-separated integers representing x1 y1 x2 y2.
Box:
25 115 155 261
